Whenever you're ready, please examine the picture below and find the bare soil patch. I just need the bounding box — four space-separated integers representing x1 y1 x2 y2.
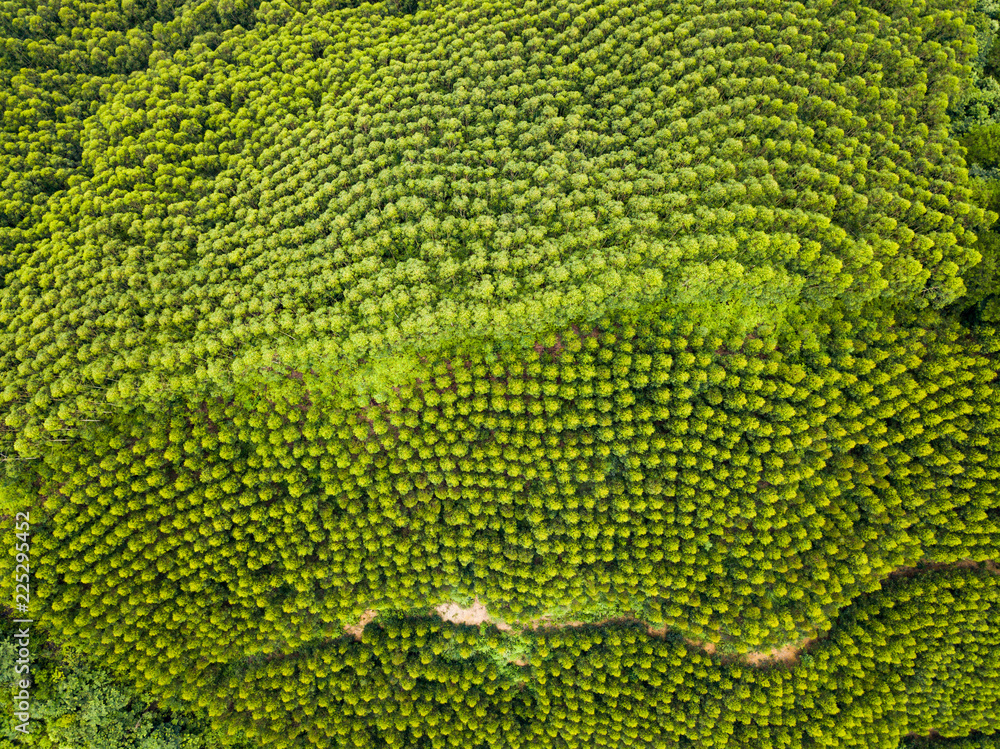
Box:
518 614 585 630
682 635 816 665
743 637 817 667
435 597 513 631
685 637 717 655
343 609 378 639
888 558 994 582
342 560 999 657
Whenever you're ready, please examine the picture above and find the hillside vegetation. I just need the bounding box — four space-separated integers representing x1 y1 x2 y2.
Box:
2 0 999 746
1 0 992 449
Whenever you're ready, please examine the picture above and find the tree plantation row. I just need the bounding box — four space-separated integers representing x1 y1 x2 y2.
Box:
37 569 1000 749
10 304 997 669
1 0 991 452
9 582 1000 748
2 0 1000 745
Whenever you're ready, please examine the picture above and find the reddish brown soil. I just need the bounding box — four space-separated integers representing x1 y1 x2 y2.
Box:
343 609 378 639
436 597 513 631
343 559 999 667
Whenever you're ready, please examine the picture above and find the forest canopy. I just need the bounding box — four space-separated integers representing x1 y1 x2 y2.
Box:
1 0 993 454
2 0 999 747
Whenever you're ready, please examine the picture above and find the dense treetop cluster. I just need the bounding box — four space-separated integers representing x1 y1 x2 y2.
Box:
18 305 1000 667
17 568 1000 748
947 0 1000 325
0 614 245 749
1 0 992 454
2 0 999 746
206 569 1000 749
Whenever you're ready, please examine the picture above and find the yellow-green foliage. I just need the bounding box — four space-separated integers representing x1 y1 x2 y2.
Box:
21 569 999 749
15 305 1000 674
0 610 248 749
903 734 1000 749
3 0 1000 746
0 0 991 453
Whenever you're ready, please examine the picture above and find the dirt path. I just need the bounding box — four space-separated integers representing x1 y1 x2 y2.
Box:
741 638 816 666
886 558 982 581
342 601 814 665
342 560 999 666
684 637 717 655
343 609 378 639
436 597 514 631
342 600 646 640
679 634 820 666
